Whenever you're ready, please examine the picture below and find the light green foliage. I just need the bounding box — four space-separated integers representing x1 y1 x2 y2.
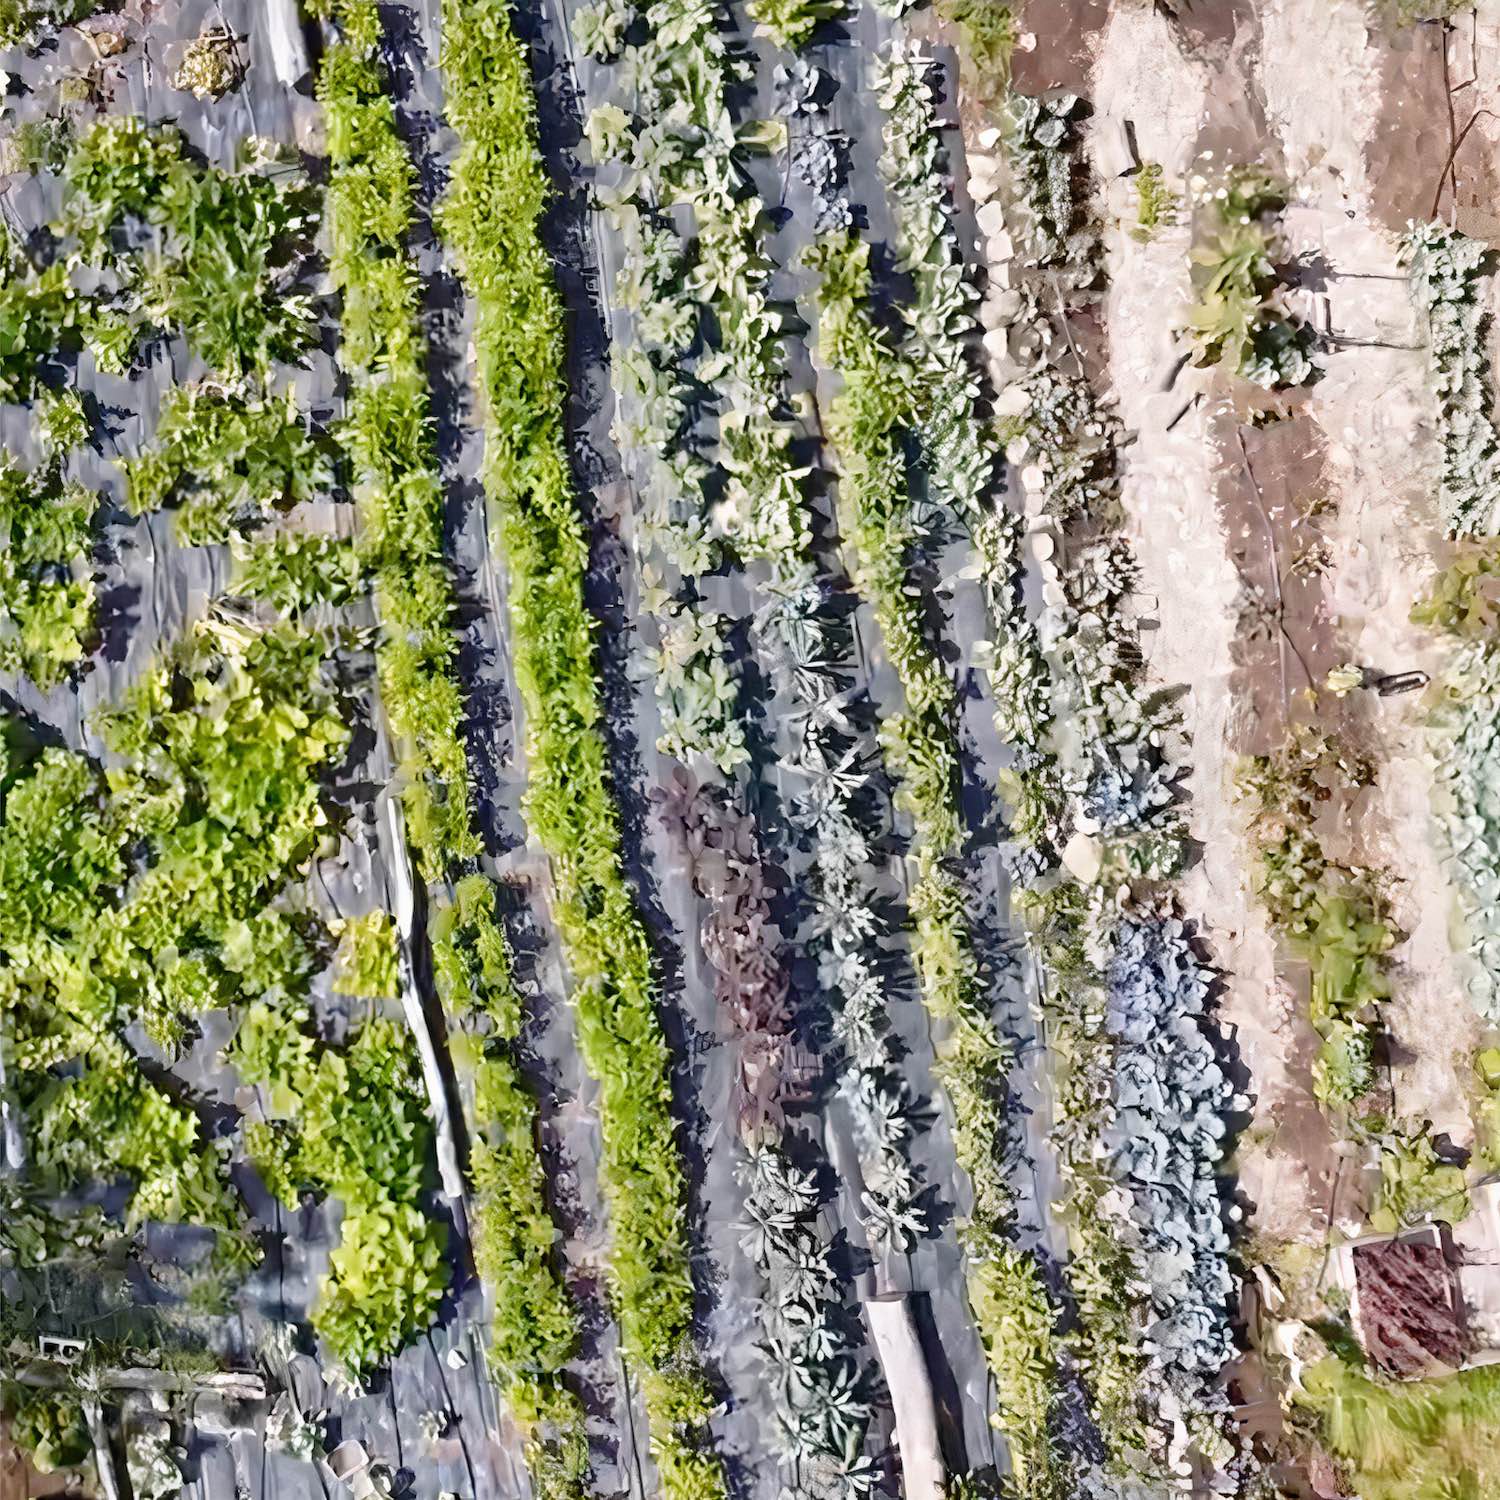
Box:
1300 1356 1500 1500
438 0 724 1490
332 910 400 998
0 232 80 402
119 383 330 546
171 25 242 101
745 0 842 50
571 0 631 58
36 386 89 454
232 530 362 613
236 1007 446 1370
63 117 316 378
0 453 96 688
651 604 748 774
1240 730 1390 1108
1414 542 1500 638
4 115 72 175
1187 166 1315 389
1368 1122 1470 1233
1131 161 1175 243
319 0 587 1477
940 0 1014 101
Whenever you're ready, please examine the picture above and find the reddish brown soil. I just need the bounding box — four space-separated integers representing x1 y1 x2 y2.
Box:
1364 13 1500 236
1354 1235 1467 1375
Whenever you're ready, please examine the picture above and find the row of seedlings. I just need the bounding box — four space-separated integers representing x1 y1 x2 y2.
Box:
313 1 591 1491
875 31 1244 1486
1404 222 1500 1015
795 20 1074 1481
434 0 734 1492
577 0 931 1485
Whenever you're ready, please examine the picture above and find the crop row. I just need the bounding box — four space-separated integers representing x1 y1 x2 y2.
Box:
892 29 1243 1484
314 0 592 1484
582 1 935 1485
435 1 728 1492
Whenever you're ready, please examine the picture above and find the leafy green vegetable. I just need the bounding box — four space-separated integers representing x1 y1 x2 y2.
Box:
0 454 96 688
318 0 586 1466
438 0 725 1490
119 383 331 545
63 117 316 378
331 910 400 999
1186 166 1315 389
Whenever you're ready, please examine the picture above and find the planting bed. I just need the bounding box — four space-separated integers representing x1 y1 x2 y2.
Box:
4 0 1500 1498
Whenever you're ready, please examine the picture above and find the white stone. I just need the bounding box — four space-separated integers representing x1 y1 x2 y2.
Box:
991 288 1022 321
994 384 1031 418
1061 831 1103 884
1021 464 1046 493
975 200 1008 240
978 126 1001 150
1032 531 1056 562
982 327 1009 362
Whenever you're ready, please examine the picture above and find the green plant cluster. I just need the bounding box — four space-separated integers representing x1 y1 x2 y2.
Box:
6 1389 91 1472
119 383 331 547
808 228 1061 1492
1300 1355 1500 1500
62 117 317 378
232 530 362 614
1186 166 1315 389
0 0 93 47
1368 1122 1470 1233
0 228 81 401
1131 162 1175 244
939 0 1015 103
0 616 356 1272
315 0 590 1483
1240 729 1391 1108
1402 222 1500 536
0 453 96 688
331 909 399 999
236 1006 446 1371
1413 541 1500 638
437 0 726 1492
745 0 842 50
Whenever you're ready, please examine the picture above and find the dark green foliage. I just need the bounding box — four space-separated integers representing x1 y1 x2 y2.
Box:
8 1390 91 1473
63 117 317 377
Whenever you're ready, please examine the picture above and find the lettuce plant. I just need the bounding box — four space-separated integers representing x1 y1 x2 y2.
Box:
62 118 317 379
437 0 727 1490
316 0 590 1483
0 454 96 688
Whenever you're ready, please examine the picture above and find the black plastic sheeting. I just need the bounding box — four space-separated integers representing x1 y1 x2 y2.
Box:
0 0 1071 1493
